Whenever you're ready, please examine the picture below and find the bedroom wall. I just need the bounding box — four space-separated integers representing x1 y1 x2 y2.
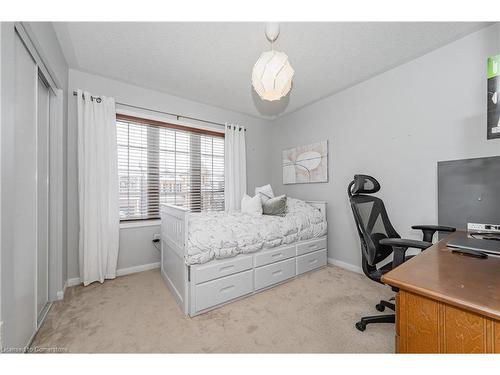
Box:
0 22 3 344
67 69 272 281
269 23 500 271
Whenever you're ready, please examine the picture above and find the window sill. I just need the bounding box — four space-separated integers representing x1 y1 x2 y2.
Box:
120 219 161 229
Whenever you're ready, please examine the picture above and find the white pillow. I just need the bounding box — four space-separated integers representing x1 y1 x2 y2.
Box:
241 194 263 216
254 184 274 203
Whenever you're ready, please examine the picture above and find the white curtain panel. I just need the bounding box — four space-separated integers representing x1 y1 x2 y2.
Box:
224 123 247 211
77 89 119 286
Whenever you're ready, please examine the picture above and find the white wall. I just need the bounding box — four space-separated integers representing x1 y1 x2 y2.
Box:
0 22 16 349
270 23 500 269
67 69 272 280
0 22 3 344
23 23 68 90
0 21 16 349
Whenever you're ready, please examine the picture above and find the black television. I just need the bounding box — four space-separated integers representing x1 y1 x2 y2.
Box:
438 156 500 231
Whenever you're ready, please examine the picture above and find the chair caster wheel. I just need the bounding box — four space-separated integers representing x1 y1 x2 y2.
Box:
376 303 385 312
355 321 366 331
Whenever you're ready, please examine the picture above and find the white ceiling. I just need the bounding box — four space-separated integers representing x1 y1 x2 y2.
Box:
54 22 489 119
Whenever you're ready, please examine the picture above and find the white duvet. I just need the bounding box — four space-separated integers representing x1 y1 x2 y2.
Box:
185 198 327 265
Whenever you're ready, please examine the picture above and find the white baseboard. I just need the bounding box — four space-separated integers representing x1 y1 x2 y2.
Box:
56 280 68 300
116 262 160 277
66 262 161 288
67 277 81 287
328 257 362 274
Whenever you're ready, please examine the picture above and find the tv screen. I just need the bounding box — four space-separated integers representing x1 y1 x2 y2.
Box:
438 156 500 231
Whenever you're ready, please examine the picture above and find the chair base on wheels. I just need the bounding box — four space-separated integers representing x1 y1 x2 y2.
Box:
355 314 395 332
375 299 395 312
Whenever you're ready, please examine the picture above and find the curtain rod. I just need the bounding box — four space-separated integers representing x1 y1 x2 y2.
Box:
72 91 246 131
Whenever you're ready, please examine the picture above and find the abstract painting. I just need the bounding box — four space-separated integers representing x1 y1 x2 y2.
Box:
488 54 500 139
282 141 328 184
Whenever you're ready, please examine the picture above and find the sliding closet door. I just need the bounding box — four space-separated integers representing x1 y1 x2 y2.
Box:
10 30 38 348
36 75 50 322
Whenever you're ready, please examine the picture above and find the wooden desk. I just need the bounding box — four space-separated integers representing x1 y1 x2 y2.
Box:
382 231 500 353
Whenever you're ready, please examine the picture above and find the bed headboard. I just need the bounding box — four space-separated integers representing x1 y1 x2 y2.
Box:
305 201 327 221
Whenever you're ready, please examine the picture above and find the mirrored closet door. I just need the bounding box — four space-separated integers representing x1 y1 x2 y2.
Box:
5 26 54 348
11 29 39 347
36 74 50 324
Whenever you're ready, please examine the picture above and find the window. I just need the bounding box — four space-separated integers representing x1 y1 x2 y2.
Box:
117 114 224 220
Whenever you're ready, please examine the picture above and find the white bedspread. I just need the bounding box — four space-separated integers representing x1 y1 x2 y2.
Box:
185 198 327 265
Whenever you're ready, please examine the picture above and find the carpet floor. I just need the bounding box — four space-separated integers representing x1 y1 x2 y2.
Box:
31 265 395 353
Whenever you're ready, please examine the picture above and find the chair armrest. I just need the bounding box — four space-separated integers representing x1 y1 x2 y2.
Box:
379 238 432 250
412 225 456 242
411 225 456 232
379 238 433 268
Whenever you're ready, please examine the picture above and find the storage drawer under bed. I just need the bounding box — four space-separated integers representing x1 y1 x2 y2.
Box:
296 237 327 256
192 254 253 284
194 270 254 312
254 258 296 290
296 249 327 275
254 245 295 267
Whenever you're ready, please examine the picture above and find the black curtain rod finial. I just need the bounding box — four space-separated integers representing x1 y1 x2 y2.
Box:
73 91 101 103
225 124 247 132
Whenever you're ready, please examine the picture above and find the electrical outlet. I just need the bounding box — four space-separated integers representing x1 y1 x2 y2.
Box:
467 222 500 233
153 233 161 241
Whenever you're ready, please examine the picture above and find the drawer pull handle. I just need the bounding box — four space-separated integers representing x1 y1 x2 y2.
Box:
219 265 235 272
219 285 235 293
272 270 283 276
309 244 318 249
308 259 318 265
271 252 282 258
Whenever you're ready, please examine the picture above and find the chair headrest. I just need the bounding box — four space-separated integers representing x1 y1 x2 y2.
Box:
349 175 381 196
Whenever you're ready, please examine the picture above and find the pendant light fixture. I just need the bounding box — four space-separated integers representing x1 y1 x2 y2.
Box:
252 23 294 101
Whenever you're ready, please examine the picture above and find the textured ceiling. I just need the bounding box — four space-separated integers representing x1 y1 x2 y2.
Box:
54 22 489 119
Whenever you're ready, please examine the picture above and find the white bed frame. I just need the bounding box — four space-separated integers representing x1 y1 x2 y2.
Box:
160 201 328 316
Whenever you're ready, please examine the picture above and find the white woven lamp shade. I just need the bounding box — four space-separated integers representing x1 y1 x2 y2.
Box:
252 50 294 101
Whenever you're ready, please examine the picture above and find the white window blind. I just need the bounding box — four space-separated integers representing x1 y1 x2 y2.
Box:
117 114 225 220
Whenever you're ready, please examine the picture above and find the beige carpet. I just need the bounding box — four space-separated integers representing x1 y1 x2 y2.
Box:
31 265 395 353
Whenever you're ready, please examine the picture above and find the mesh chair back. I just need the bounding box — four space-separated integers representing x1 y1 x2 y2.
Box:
348 175 400 267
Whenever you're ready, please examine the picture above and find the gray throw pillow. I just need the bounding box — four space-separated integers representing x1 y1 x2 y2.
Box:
263 195 287 216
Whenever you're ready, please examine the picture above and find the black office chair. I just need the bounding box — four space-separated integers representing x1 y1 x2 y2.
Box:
347 174 455 331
